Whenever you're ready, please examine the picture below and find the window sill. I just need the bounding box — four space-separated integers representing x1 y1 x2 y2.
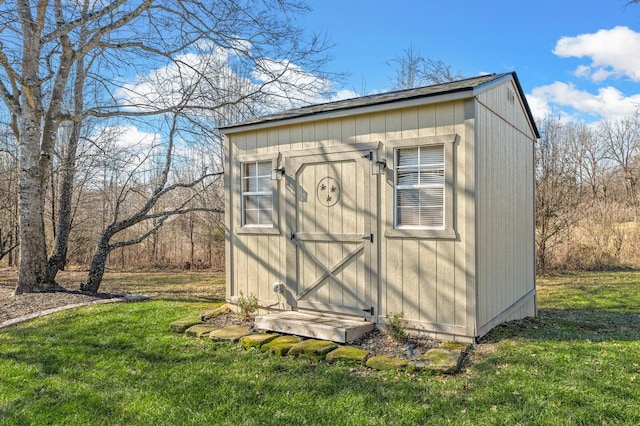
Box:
236 226 281 235
384 228 457 240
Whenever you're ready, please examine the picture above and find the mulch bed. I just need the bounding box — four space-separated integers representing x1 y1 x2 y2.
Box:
204 310 439 360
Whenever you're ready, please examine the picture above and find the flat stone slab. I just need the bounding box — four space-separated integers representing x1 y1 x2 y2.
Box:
439 342 471 352
288 339 338 361
412 347 467 374
170 316 202 333
203 304 231 320
209 325 251 342
326 346 369 365
261 336 303 356
239 333 279 350
185 324 219 338
365 356 408 371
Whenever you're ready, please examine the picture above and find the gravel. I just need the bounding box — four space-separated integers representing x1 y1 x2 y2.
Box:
0 283 123 324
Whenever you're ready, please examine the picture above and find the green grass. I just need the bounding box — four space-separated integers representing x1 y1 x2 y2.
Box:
2 271 640 425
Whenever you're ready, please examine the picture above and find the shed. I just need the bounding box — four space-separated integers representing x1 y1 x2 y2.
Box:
221 72 539 343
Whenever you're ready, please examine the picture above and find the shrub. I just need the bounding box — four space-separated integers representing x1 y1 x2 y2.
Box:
385 311 407 341
237 291 259 322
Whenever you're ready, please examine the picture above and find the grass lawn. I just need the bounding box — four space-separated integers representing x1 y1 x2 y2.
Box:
1 271 640 425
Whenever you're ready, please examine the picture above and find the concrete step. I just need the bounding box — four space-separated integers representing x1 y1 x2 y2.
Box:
255 311 375 343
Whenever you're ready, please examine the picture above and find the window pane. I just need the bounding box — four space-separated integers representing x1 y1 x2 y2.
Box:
397 169 419 186
420 206 443 227
420 145 444 165
419 187 443 227
256 194 272 210
397 147 419 167
244 162 256 177
244 176 255 192
244 208 259 225
256 161 272 177
257 177 271 192
419 169 444 185
396 189 420 226
397 188 420 207
258 207 273 225
397 206 420 226
244 194 259 211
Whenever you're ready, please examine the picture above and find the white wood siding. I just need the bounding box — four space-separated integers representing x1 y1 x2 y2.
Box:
476 79 537 141
475 83 536 331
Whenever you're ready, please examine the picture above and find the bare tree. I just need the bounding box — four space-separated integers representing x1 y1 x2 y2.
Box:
600 115 640 218
0 123 18 264
0 0 332 294
535 116 583 272
387 46 463 90
566 122 607 203
82 112 222 292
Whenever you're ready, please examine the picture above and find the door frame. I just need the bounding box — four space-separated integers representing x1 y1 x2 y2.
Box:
283 142 380 321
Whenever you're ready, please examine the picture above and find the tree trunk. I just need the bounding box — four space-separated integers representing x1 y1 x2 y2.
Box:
189 214 195 267
15 106 57 294
84 233 110 293
46 125 79 279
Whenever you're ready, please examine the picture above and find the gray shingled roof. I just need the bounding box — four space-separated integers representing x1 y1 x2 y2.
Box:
221 72 539 137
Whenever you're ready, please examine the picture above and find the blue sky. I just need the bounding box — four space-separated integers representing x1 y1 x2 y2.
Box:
303 0 640 123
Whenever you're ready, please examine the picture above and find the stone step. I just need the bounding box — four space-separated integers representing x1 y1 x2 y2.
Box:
255 311 375 343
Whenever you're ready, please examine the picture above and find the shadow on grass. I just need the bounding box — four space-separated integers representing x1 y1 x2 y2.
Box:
154 296 226 304
482 307 640 343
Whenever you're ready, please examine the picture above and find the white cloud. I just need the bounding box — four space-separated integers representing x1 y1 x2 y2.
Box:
528 82 640 121
332 89 358 101
527 26 640 123
118 44 351 120
553 26 640 82
98 124 160 150
117 49 236 112
251 58 349 109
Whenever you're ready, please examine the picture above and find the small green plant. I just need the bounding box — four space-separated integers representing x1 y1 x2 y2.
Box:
237 291 259 322
385 311 407 341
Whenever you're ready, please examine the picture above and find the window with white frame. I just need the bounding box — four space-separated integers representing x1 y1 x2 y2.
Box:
395 144 445 229
242 161 273 226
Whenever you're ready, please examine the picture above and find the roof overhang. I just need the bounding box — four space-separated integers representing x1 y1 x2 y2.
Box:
220 72 540 139
220 89 474 135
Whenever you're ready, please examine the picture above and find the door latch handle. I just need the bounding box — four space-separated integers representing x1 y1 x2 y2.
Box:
290 233 296 240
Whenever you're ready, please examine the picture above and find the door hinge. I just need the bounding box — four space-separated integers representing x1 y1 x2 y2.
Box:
362 151 373 161
362 306 374 316
362 234 373 243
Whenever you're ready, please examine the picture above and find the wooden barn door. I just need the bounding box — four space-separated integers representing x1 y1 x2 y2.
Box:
285 148 377 319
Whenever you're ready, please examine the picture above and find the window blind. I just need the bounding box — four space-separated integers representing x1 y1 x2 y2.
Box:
395 145 445 228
